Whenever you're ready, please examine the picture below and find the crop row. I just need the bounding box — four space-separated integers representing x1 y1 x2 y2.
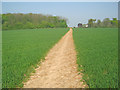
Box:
2 28 68 88
73 28 118 88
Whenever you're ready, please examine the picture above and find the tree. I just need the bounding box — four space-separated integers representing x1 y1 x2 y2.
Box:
88 19 94 27
2 13 68 30
102 18 112 28
97 19 101 27
87 18 118 28
111 18 118 28
93 19 96 23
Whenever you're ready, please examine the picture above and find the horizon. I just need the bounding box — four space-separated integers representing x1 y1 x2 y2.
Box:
2 2 118 27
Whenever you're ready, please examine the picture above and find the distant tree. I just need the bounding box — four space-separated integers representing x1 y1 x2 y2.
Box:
111 18 118 28
102 18 112 28
93 19 97 27
113 18 117 21
97 19 101 27
88 19 94 27
2 13 68 30
87 18 118 28
93 19 96 23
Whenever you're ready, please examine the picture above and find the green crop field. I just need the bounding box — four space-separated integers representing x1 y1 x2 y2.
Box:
2 28 68 88
73 28 118 88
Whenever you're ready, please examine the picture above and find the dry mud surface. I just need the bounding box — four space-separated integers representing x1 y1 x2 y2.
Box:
24 28 86 88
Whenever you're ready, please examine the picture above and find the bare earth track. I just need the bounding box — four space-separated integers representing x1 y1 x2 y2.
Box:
24 28 86 88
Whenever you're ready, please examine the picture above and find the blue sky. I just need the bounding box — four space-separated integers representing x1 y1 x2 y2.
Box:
2 2 118 27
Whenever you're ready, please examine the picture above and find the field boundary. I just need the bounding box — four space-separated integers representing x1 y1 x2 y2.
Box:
21 29 69 87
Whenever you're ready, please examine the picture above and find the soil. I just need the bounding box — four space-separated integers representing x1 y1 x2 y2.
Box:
23 28 87 88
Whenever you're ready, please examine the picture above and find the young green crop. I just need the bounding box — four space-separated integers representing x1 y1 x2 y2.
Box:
73 28 118 88
2 28 68 88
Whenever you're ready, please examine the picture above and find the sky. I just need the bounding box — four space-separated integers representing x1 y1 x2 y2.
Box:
2 2 118 27
1 0 120 2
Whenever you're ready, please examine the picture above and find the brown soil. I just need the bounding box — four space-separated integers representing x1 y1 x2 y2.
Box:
23 28 87 88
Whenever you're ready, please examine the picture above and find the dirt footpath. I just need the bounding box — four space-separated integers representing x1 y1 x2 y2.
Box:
24 28 86 88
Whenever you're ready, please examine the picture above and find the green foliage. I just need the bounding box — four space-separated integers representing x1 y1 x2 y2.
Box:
2 28 68 88
73 28 118 88
88 18 118 28
88 19 94 27
2 13 68 30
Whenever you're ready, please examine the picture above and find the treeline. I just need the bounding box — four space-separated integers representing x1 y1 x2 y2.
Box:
2 13 68 30
88 18 118 28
